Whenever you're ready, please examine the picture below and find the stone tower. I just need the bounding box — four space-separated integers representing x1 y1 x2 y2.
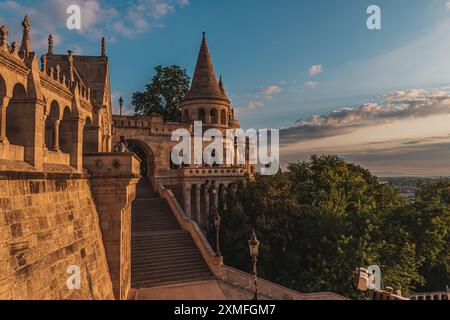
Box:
181 32 232 129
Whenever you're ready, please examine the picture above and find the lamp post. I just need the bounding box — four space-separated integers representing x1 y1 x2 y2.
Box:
119 96 124 116
248 229 260 300
213 209 221 257
205 180 217 233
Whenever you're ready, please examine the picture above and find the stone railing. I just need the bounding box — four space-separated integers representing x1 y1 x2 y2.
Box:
83 152 141 178
152 179 224 278
43 149 70 166
178 166 247 178
0 142 25 162
408 291 449 301
372 290 409 300
221 266 347 300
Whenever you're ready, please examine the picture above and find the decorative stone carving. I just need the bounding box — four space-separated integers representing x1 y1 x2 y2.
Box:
47 34 53 55
0 25 8 50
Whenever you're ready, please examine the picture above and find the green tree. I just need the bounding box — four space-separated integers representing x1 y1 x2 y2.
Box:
132 65 190 122
217 155 449 298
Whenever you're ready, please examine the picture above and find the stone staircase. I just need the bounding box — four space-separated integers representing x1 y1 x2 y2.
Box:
131 179 214 289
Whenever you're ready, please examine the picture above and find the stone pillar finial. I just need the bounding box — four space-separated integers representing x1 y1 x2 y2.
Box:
101 37 106 57
119 96 123 116
19 15 31 57
40 54 47 72
67 50 74 83
0 25 8 50
48 34 53 55
10 42 18 57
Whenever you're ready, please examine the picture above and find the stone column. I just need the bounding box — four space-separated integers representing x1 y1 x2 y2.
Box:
203 185 209 226
195 185 201 223
213 186 219 213
0 97 10 144
50 119 60 151
68 117 84 172
184 184 192 219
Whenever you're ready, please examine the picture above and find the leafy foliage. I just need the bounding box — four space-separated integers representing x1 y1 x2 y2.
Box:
218 155 449 298
132 65 190 122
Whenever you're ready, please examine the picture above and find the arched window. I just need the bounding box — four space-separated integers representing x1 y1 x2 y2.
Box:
221 110 227 125
45 101 60 150
6 83 29 146
59 107 72 153
199 108 206 124
210 109 218 125
183 110 189 123
83 117 95 154
0 75 8 142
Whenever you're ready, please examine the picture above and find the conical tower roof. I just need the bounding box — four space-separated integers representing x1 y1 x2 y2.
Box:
218 75 228 99
184 32 228 102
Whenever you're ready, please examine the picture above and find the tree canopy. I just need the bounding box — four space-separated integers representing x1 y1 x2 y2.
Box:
132 65 190 122
217 155 449 299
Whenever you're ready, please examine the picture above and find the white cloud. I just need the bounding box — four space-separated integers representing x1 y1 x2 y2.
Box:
304 81 319 89
260 85 283 94
248 101 264 109
0 0 188 50
308 64 323 76
281 88 450 142
279 88 450 176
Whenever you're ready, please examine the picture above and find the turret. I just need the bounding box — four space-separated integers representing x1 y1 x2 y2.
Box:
180 33 232 129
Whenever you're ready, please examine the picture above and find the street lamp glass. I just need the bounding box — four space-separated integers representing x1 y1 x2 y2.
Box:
248 230 260 257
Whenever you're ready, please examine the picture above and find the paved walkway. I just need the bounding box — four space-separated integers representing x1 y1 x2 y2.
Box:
129 280 227 300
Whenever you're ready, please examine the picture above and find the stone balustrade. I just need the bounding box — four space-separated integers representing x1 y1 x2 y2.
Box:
153 179 224 278
179 166 247 178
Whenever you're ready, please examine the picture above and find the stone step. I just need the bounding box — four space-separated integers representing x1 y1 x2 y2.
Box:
131 178 213 289
132 274 214 289
131 256 204 269
132 268 212 283
132 268 211 282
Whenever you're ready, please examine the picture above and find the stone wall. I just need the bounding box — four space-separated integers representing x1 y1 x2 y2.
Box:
0 172 114 300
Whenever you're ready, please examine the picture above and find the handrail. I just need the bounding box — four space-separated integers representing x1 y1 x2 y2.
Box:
221 266 347 300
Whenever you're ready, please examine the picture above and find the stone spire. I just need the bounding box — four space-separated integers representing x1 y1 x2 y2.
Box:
67 50 74 83
47 34 53 55
101 37 106 57
184 32 226 101
0 25 8 50
19 15 31 57
218 75 228 99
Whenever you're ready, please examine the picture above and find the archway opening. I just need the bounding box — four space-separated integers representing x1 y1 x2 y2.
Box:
59 106 72 154
210 109 218 125
0 75 6 142
0 75 6 105
199 108 206 123
83 117 96 154
221 110 226 125
6 83 30 147
126 140 156 178
45 101 60 150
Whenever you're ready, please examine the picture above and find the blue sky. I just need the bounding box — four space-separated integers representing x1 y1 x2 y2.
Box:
2 0 450 175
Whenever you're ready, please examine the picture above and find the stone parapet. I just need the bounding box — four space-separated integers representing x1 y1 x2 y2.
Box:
221 266 347 300
85 153 140 300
